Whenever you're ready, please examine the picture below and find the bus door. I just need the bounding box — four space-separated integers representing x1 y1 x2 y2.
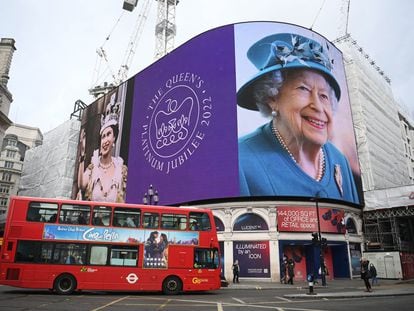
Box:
102 245 140 290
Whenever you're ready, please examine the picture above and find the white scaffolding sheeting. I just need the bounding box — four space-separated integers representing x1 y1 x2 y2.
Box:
19 119 80 199
364 185 414 211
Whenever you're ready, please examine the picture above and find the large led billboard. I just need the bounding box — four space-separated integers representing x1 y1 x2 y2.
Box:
72 21 362 206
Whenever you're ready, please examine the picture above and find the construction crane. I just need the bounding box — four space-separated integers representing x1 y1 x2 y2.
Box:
89 0 152 97
337 0 350 39
89 0 179 98
154 0 179 59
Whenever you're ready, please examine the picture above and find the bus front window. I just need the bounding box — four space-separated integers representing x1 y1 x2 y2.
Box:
189 212 212 231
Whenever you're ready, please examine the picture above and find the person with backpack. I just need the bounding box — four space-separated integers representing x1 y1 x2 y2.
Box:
370 263 378 286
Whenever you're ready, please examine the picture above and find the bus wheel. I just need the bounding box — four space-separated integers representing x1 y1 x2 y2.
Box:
162 276 182 295
53 274 77 295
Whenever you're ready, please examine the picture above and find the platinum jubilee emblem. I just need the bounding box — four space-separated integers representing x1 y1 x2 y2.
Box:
141 72 213 174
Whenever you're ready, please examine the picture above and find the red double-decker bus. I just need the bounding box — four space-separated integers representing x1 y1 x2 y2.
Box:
0 196 221 294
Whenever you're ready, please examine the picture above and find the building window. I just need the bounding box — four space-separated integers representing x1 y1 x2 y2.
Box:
0 198 8 207
0 184 10 194
6 150 16 158
7 139 17 147
4 161 13 169
346 218 358 234
2 172 11 182
214 216 225 232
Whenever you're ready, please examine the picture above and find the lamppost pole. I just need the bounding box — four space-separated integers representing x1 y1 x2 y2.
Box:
315 197 326 286
142 184 159 205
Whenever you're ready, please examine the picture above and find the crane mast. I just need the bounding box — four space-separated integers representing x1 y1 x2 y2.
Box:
89 0 179 98
118 0 152 84
154 0 179 60
337 0 350 39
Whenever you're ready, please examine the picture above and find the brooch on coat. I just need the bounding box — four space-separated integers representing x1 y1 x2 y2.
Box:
334 164 343 197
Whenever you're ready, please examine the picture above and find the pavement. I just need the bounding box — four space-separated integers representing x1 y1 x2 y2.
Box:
221 278 414 299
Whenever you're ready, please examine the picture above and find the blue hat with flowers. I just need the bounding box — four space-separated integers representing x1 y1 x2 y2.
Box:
237 33 341 111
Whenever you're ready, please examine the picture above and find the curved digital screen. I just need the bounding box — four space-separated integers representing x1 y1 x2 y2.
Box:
72 21 362 207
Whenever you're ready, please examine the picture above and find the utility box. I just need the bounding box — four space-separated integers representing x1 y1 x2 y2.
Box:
123 0 138 12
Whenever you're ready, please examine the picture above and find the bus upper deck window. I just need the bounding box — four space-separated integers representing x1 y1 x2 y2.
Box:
27 202 58 223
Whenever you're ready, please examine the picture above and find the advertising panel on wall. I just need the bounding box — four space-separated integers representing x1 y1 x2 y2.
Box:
277 206 345 233
72 21 362 207
349 242 361 276
233 240 270 278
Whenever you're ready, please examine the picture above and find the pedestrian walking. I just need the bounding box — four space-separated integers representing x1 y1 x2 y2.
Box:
370 263 378 286
232 259 240 283
360 257 372 292
287 258 295 285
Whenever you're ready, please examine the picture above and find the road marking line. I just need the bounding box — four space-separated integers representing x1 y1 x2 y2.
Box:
217 302 223 311
232 297 245 304
172 298 223 305
90 296 129 311
157 298 171 309
275 296 292 301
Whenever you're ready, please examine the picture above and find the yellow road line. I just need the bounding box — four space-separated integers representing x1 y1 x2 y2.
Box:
90 296 130 311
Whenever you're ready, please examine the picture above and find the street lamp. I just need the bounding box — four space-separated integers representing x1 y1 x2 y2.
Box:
313 196 327 286
142 184 159 205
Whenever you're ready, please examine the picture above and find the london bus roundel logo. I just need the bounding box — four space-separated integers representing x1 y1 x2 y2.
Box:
126 273 139 284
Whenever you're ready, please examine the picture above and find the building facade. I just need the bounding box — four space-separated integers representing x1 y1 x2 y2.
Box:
0 125 42 234
191 199 362 283
6 124 43 149
11 30 414 281
335 35 414 279
0 134 25 215
335 35 410 191
0 38 16 145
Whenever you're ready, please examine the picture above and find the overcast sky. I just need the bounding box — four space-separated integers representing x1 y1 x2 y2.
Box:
1 0 413 134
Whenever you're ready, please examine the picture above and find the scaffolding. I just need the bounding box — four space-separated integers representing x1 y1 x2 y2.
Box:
364 207 414 252
70 99 88 121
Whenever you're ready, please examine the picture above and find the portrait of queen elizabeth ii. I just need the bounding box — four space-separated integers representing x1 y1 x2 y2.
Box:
76 89 128 203
237 30 360 204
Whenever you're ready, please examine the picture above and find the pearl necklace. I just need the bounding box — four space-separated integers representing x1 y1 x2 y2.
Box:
271 123 325 182
98 160 113 173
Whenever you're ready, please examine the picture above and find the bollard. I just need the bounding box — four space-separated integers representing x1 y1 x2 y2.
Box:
307 274 316 295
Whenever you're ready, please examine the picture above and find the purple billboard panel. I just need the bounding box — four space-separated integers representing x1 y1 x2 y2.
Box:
233 241 270 278
127 25 239 205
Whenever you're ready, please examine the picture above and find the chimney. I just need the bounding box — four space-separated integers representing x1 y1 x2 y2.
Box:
0 38 17 88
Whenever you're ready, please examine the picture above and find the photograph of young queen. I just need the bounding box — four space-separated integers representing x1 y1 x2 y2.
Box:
77 91 128 203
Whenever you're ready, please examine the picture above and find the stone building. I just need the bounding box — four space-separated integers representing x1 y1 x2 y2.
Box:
0 38 16 145
0 124 42 226
335 35 414 279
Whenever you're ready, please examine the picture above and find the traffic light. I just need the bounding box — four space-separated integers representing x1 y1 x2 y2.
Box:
311 232 319 244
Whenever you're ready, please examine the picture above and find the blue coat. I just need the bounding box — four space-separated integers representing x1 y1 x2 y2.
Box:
238 122 360 204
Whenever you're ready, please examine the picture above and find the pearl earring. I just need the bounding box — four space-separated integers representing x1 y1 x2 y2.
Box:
271 110 278 118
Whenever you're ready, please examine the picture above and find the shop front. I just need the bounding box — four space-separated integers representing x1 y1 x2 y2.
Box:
204 199 362 283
